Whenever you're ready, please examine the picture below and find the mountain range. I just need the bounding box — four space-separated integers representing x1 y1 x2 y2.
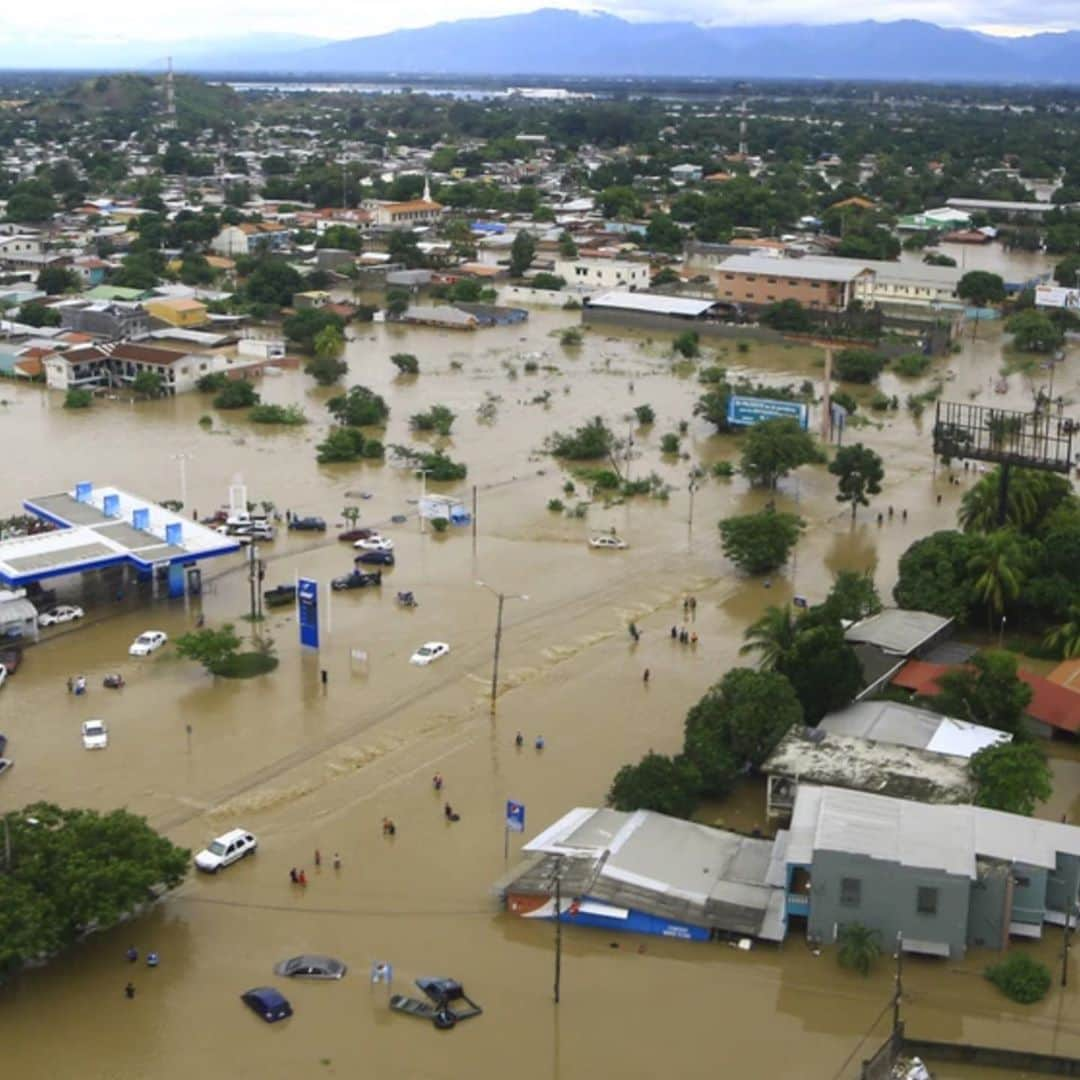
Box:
6 11 1080 83
188 10 1080 84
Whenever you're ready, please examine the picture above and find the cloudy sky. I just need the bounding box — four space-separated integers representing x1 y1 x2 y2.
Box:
1 0 1078 50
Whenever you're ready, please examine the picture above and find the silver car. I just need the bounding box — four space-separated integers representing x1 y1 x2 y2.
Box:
272 954 347 980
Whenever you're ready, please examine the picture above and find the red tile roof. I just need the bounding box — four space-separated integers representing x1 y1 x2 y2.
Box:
892 659 1080 734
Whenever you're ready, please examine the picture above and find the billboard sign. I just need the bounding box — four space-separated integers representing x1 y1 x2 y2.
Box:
298 577 319 649
1035 284 1080 310
726 395 809 430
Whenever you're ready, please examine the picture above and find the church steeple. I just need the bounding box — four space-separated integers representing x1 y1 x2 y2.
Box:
422 175 431 202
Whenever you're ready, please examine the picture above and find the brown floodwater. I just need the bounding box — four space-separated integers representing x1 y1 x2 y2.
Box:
0 286 1077 1079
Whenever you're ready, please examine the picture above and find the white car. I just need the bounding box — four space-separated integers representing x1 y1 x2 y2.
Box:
39 605 85 626
410 641 450 666
194 828 258 873
589 535 628 550
354 536 394 552
81 719 108 750
129 630 168 656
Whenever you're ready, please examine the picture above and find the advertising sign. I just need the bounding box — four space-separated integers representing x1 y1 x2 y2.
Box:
726 395 809 430
298 577 319 649
1035 284 1080 310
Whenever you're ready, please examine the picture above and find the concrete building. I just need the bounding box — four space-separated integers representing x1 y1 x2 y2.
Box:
499 806 786 943
144 296 208 328
713 253 873 312
58 301 149 342
853 258 962 309
896 207 972 232
843 608 954 697
554 256 650 291
211 223 291 257
670 163 704 183
367 197 444 229
783 785 1080 957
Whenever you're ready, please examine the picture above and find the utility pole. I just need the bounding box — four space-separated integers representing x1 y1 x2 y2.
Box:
476 581 528 715
171 451 192 511
418 468 432 534
554 867 563 1004
892 932 904 1035
688 476 697 532
1063 907 1074 988
247 543 258 623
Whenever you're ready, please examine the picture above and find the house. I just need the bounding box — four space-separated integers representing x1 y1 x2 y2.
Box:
210 223 291 257
853 259 961 309
291 290 331 310
144 296 208 329
783 785 1080 958
499 806 786 943
59 301 149 342
896 207 972 232
670 163 703 183
843 608 954 697
366 185 444 228
713 253 874 312
396 305 477 330
71 256 109 287
554 256 650 291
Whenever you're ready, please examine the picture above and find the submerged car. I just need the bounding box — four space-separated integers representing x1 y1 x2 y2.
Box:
81 719 108 750
288 516 326 532
39 605 85 626
129 630 167 656
410 642 450 666
331 570 382 591
272 955 347 980
241 986 293 1024
338 528 376 543
0 664 6 690
0 758 12 778
354 536 393 552
355 549 395 567
589 535 628 550
263 584 297 608
195 828 257 873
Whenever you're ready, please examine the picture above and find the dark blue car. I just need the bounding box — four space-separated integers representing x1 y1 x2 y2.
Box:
241 986 293 1023
355 550 395 566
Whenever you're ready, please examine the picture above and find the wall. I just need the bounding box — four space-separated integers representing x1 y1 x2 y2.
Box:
582 307 786 342
1011 863 1050 927
713 268 852 310
967 859 1010 950
1046 853 1080 917
808 850 970 958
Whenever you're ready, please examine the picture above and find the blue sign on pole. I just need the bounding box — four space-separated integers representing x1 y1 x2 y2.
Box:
726 395 809 431
506 800 526 833
298 577 319 650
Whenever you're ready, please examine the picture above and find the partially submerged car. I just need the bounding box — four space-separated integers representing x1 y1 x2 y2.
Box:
272 955 347 980
355 549 395 566
390 976 482 1030
39 605 85 626
241 986 293 1023
331 570 382 591
288 516 326 532
263 584 297 608
81 719 108 750
0 758 12 778
354 536 394 552
410 642 450 666
589 535 628 550
338 528 376 543
195 828 257 873
129 631 168 656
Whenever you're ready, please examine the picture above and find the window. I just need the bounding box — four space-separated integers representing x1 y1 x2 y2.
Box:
1013 874 1031 889
810 282 821 289
917 887 939 915
840 877 861 907
767 277 777 284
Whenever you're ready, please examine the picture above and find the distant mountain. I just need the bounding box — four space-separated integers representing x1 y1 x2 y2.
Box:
186 10 1080 84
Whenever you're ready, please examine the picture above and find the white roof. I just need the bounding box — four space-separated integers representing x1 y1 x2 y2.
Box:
719 253 871 283
844 608 952 655
587 291 715 317
789 785 1080 878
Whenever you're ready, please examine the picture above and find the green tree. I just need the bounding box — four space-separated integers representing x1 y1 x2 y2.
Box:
719 509 804 575
410 405 455 435
313 324 345 363
17 301 61 328
558 231 578 258
305 353 349 386
894 530 979 620
740 604 802 671
817 570 883 623
244 259 302 307
509 230 536 277
391 446 466 481
986 953 1052 1005
316 224 364 252
778 622 864 724
1045 603 1080 659
969 742 1052 816
213 381 259 409
672 331 700 358
546 416 615 460
607 752 701 819
957 271 1006 307
63 388 92 409
837 923 882 977
834 348 885 384
327 385 390 427
36 266 78 295
740 417 821 489
633 403 655 426
385 287 410 317
175 624 242 675
930 650 1033 738
530 272 565 291
829 443 884 521
761 299 813 332
1006 310 1064 353
1053 255 1080 287
645 211 684 253
283 308 344 352
316 426 369 463
131 371 165 398
968 531 1024 629
391 353 420 375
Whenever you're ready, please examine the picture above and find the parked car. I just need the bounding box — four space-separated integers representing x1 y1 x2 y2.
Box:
81 719 108 750
241 986 293 1023
355 550 395 567
0 758 12 778
354 536 394 552
217 525 253 545
0 664 6 690
129 630 168 656
410 641 450 666
263 584 297 608
331 570 382 591
0 649 21 675
195 828 257 873
39 605 85 626
338 528 376 543
272 955 347 980
0 733 7 756
288 516 326 532
589 535 628 550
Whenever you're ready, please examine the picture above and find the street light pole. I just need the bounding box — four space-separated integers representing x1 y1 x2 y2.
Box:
554 868 563 1005
418 468 432 534
171 452 192 512
476 581 528 715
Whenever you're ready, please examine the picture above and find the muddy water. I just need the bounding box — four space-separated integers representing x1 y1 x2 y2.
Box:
0 298 1077 1079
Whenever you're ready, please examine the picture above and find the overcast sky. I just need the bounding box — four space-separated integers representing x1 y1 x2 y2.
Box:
1 1 1078 48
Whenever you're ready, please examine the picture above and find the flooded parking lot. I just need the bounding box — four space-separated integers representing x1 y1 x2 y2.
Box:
1 298 1078 1078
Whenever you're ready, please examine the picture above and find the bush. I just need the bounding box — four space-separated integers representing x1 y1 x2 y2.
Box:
410 404 455 436
699 365 727 384
719 509 804 575
712 460 735 478
316 426 367 463
634 403 656 425
523 358 539 373
673 331 700 358
213 380 260 409
530 272 565 291
761 298 813 332
831 390 858 415
986 953 1052 1004
391 353 419 375
327 385 389 427
834 348 885 384
249 404 306 425
546 416 615 460
196 372 229 392
429 516 450 533
660 433 681 455
869 391 891 411
892 352 933 377
547 498 565 512
392 446 466 481
305 353 348 386
560 327 583 347
63 388 92 409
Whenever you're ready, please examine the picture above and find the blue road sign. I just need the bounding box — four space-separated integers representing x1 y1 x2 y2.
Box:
726 395 809 430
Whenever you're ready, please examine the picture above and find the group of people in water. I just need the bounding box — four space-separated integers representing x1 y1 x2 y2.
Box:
670 626 699 646
123 946 158 998
288 850 342 885
514 731 544 751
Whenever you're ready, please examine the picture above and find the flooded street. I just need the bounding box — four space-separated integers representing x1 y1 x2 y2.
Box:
1 293 1078 1079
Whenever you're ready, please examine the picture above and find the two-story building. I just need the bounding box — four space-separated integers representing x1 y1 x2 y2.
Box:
713 253 874 312
554 255 651 291
211 223 292 257
59 301 149 342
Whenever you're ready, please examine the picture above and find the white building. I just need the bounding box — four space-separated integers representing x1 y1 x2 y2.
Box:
555 256 651 291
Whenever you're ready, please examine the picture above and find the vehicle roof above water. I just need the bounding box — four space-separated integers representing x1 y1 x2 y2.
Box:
213 827 252 844
243 986 288 1006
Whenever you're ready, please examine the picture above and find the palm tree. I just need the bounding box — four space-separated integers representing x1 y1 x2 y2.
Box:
837 922 882 976
968 531 1023 631
740 604 801 671
1045 603 1080 659
959 470 1038 534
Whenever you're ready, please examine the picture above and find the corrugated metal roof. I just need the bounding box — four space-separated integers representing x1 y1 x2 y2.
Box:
718 253 871 282
586 291 716 317
844 609 953 655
